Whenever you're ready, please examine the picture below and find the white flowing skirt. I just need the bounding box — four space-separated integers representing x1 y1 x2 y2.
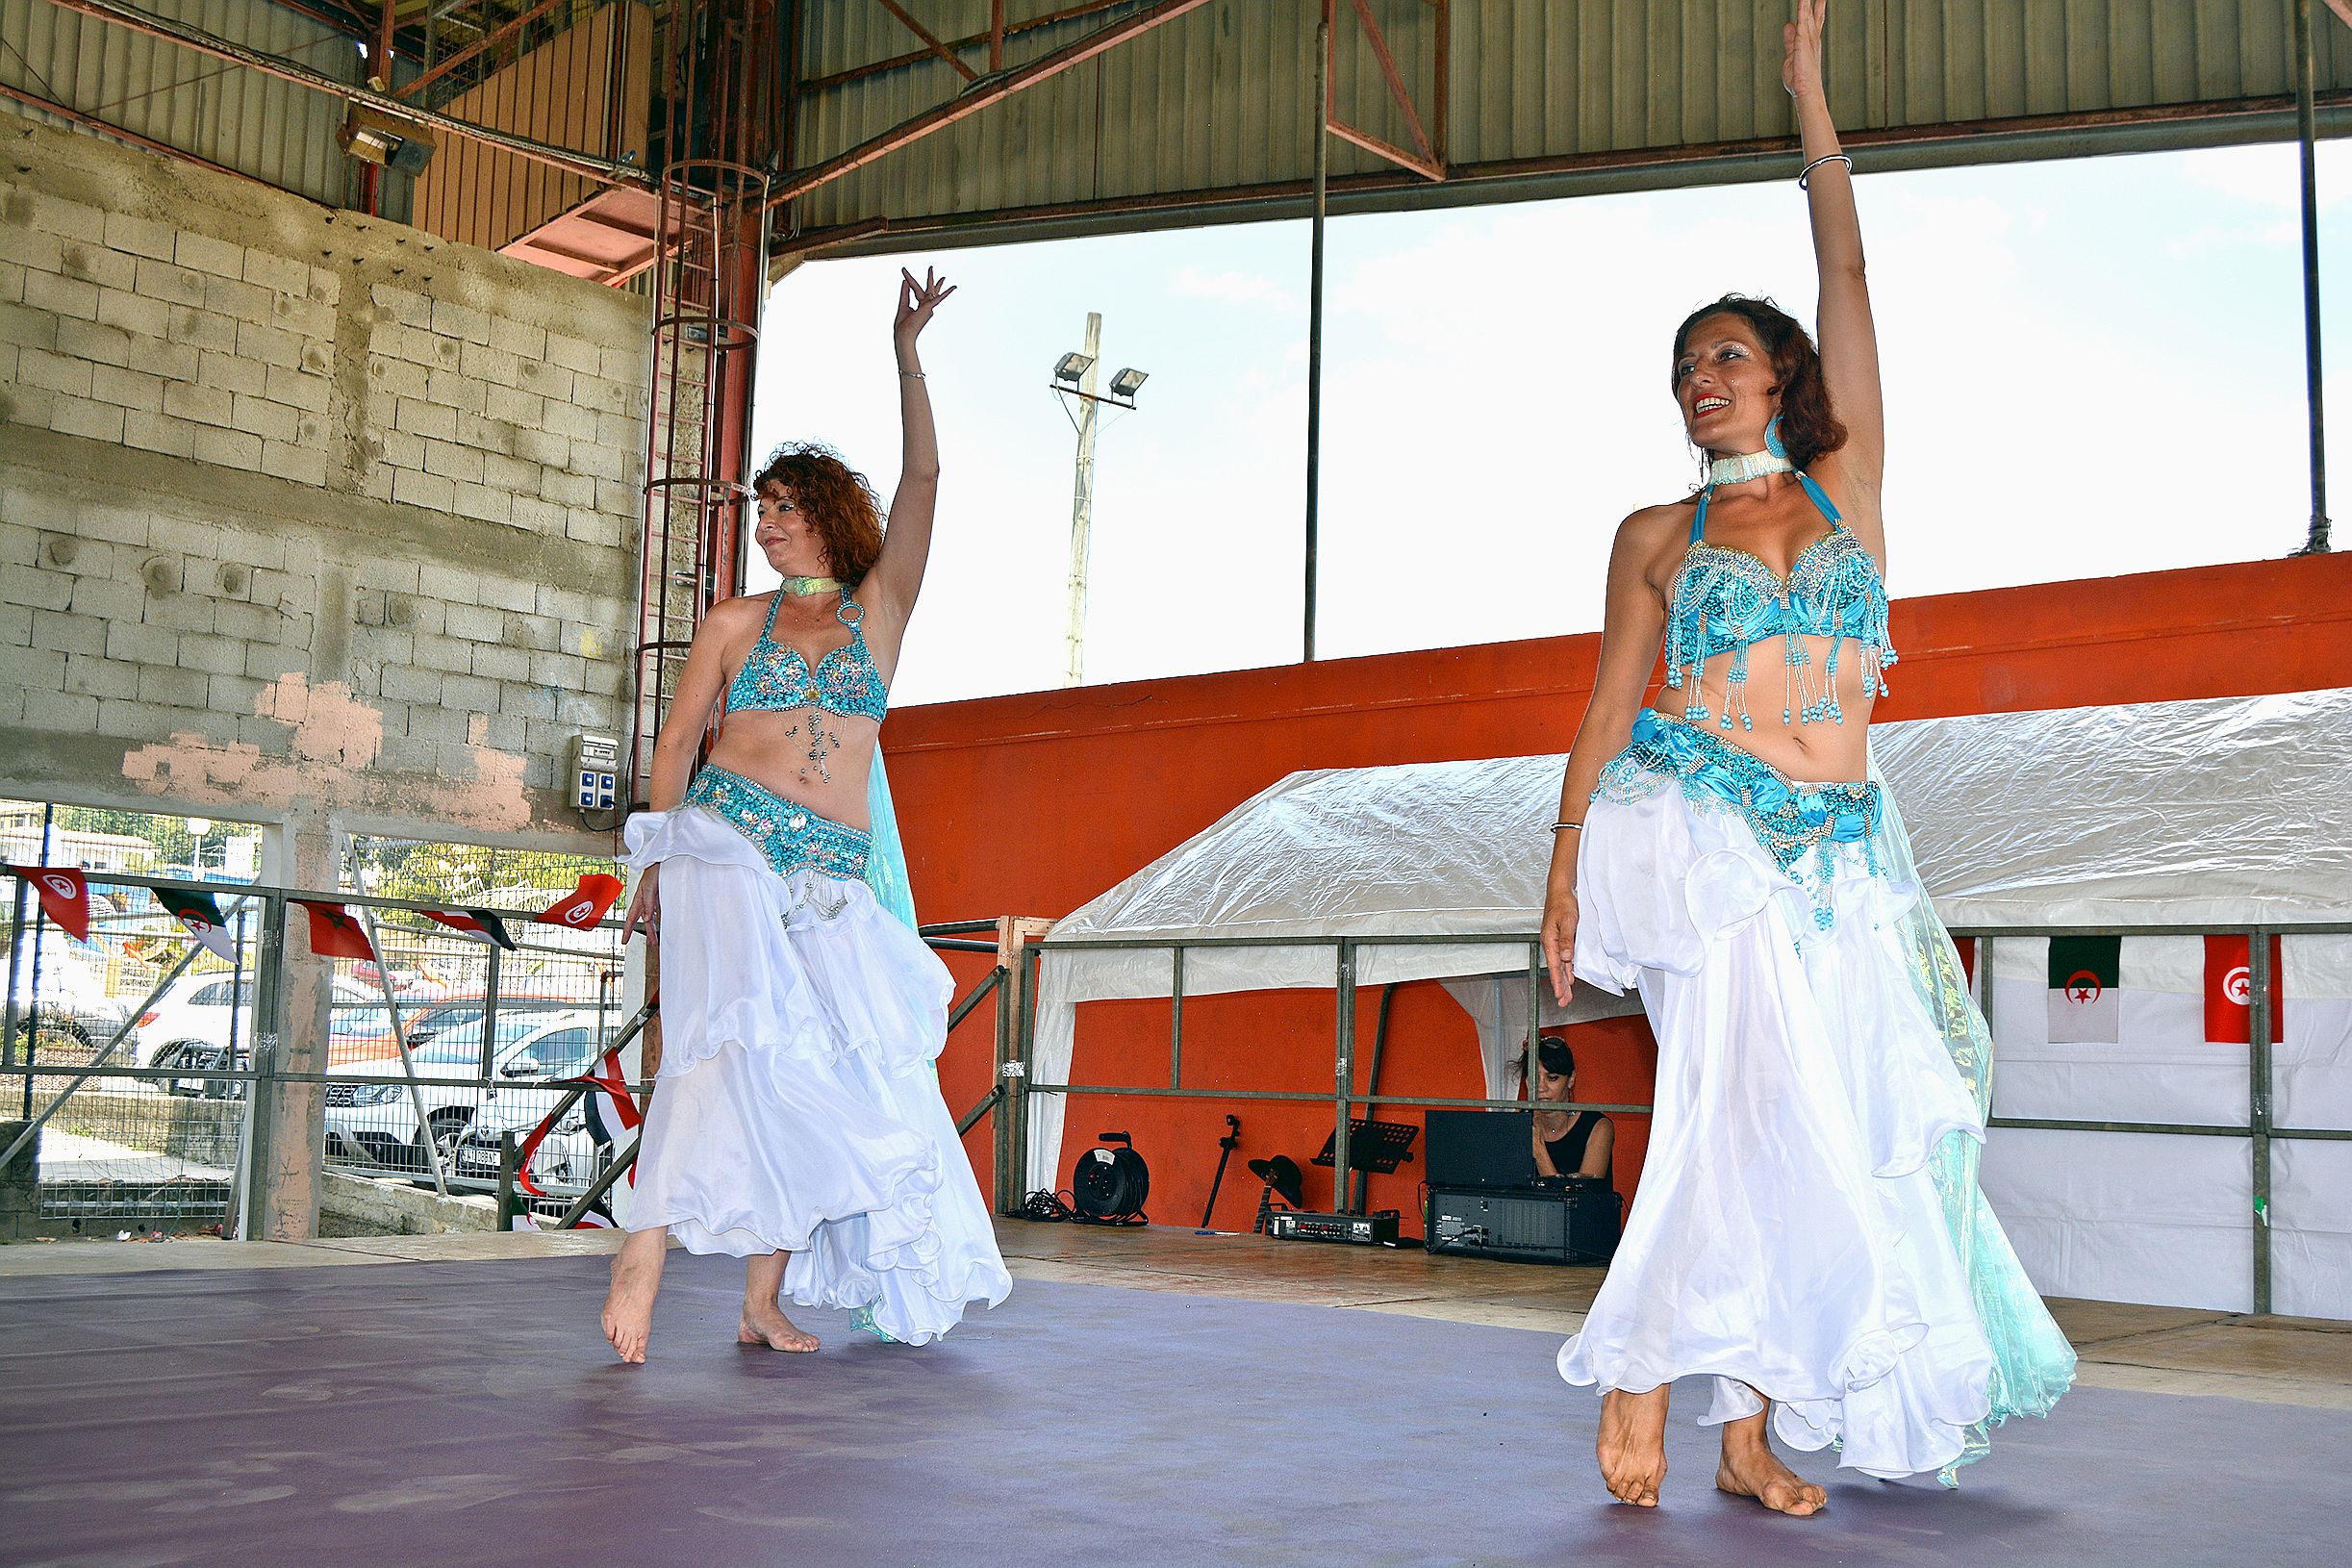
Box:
1557 771 1996 1479
624 807 1011 1346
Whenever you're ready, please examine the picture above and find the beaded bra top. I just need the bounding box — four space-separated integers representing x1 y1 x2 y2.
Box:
724 588 889 724
1662 427 1894 731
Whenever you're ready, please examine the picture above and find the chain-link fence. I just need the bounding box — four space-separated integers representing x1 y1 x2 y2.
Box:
5 820 1023 1243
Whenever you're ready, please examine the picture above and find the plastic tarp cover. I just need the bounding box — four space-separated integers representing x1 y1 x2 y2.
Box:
1028 689 2352 1315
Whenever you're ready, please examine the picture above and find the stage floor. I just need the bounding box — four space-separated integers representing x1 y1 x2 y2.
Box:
3 1224 2346 1566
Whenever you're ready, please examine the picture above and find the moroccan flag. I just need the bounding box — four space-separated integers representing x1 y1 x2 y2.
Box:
156 888 236 961
295 900 377 963
2046 935 2121 1044
422 908 517 950
10 865 90 941
533 873 624 931
2204 935 2285 1046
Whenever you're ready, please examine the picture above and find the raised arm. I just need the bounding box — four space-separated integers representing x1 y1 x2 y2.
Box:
1786 1 1884 515
857 267 954 632
1538 507 1676 1005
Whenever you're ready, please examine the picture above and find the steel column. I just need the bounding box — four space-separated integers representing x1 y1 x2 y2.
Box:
2294 0 2334 554
2251 929 2276 1313
1332 939 1355 1210
1303 0 1332 662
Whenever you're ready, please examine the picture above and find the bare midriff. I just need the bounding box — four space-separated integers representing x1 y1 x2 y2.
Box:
702 709 880 832
1668 632 1877 784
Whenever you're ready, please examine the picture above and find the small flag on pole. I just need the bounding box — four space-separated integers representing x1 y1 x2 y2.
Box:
295 900 378 963
156 888 237 961
422 908 517 950
2046 935 2122 1044
534 873 625 930
2204 934 2285 1046
8 865 91 941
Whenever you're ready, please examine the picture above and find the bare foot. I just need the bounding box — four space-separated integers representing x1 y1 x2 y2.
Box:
1716 1413 1827 1517
600 1230 666 1364
1597 1385 1670 1505
738 1299 820 1353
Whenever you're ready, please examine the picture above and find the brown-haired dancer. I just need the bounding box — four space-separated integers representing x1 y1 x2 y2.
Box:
1541 2 2072 1512
601 269 1009 1362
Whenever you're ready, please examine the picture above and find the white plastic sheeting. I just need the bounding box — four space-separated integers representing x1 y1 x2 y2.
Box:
1028 689 2352 1316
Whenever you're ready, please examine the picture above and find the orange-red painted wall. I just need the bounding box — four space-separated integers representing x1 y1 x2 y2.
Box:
899 555 2352 1231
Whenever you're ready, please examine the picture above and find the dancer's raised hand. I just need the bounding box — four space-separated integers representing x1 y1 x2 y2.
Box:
895 266 954 350
1782 0 1827 101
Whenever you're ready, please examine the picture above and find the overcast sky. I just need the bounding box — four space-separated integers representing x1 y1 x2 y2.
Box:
748 140 2348 709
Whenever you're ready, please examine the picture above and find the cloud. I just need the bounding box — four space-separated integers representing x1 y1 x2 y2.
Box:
1170 266 1298 310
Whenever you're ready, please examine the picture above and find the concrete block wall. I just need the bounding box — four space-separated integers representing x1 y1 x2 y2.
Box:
0 115 647 849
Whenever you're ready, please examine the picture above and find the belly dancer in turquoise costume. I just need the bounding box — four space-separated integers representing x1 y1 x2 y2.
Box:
1540 2 2072 1512
601 269 1010 1362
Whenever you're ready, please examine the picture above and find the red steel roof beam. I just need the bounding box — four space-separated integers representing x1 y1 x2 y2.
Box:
1346 0 1440 176
395 0 571 100
871 0 979 82
771 0 1217 207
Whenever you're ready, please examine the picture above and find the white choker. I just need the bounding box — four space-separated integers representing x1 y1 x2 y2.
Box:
1707 449 1796 487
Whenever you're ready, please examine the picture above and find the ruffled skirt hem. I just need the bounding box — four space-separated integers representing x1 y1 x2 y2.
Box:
624 805 1012 1346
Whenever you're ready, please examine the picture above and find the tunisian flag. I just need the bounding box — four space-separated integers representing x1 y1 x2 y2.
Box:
533 874 624 931
2205 935 2285 1045
8 865 90 941
295 900 378 963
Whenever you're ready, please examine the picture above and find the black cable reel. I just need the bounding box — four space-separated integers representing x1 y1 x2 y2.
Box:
1071 1130 1149 1224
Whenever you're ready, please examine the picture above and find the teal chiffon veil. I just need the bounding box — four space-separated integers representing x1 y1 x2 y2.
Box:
1871 754 2078 1484
863 749 919 931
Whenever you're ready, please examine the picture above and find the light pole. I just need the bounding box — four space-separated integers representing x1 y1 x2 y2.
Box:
1050 312 1148 687
188 816 213 880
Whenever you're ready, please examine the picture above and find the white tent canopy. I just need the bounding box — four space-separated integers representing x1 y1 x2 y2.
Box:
1030 689 2352 1315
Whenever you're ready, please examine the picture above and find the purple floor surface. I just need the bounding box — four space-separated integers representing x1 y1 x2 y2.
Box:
0 1249 2339 1567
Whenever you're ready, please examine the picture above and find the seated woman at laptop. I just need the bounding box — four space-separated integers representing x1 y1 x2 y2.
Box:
1530 1035 1613 1181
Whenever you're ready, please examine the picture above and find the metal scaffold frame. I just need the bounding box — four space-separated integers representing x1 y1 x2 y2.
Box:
628 0 781 810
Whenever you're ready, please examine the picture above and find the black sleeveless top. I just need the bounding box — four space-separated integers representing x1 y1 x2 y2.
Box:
1542 1111 1610 1179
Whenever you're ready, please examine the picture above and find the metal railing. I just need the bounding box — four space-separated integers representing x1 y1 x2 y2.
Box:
1021 920 2352 1315
2 867 1034 1241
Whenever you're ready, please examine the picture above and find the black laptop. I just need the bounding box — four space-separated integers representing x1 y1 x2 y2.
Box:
1426 1108 1557 1189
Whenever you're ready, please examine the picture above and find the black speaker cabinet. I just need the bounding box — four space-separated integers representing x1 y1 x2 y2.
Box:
1425 1182 1619 1264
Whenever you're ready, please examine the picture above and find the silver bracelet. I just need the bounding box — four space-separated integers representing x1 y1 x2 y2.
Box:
899 369 926 380
1551 822 1584 834
1798 153 1853 190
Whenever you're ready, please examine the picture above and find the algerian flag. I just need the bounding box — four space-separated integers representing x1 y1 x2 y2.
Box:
2046 934 2122 1044
157 888 236 961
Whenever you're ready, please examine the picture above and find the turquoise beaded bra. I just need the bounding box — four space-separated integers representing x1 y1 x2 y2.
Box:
724 587 889 723
1662 426 1893 731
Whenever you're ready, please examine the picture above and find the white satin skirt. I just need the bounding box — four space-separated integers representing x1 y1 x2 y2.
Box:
624 806 1011 1346
1557 768 1996 1479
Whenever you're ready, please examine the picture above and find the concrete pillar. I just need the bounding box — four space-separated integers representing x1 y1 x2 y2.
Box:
259 809 338 1240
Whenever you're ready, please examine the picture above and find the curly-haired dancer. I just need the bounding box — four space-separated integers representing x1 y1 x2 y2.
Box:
600 269 1010 1361
1541 3 2073 1510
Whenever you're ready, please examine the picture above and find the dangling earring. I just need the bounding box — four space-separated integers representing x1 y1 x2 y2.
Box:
1764 414 1788 460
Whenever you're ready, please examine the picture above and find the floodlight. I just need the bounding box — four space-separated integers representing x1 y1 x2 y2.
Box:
1052 351 1095 385
340 104 437 174
1108 367 1148 397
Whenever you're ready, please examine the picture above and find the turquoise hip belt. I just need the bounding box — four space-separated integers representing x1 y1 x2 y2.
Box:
683 766 871 881
1603 709 1883 881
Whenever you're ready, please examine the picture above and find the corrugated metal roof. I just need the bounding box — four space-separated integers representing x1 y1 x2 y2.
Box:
785 0 2352 251
0 0 408 216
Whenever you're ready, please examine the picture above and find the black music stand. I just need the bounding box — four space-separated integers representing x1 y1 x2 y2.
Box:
1311 1118 1418 1216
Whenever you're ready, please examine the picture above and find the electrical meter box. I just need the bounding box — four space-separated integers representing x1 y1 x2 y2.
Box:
571 734 619 815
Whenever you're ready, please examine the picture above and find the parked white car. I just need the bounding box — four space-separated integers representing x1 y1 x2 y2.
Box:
8 935 135 1060
323 1010 615 1176
456 1029 634 1192
134 974 374 1073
